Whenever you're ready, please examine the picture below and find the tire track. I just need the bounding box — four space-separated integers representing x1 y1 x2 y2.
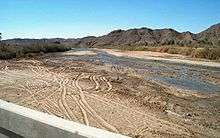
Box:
99 76 105 91
70 95 89 125
61 78 78 121
17 81 49 104
88 75 96 90
26 64 74 121
102 76 113 91
92 75 100 90
17 84 51 115
58 98 71 120
75 73 118 132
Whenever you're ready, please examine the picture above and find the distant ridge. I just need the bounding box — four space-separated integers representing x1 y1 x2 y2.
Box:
3 23 220 47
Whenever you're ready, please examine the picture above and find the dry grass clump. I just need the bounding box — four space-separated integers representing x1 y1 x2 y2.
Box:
113 45 220 60
191 47 220 60
149 46 220 60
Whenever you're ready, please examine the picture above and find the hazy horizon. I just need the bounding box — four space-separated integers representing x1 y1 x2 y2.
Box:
1 0 220 40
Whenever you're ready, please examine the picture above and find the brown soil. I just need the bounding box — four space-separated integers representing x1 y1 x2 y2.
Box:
0 53 219 138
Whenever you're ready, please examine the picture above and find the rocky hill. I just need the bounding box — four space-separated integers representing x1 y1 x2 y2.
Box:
3 23 220 48
196 23 220 46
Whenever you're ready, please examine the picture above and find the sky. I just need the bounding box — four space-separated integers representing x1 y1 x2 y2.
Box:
1 0 220 40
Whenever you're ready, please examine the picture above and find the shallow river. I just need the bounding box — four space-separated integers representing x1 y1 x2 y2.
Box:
62 48 220 93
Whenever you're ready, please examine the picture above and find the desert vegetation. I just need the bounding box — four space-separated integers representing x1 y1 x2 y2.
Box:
0 41 70 59
106 45 220 60
147 46 220 60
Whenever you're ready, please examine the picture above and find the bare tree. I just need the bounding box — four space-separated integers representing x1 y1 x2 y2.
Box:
0 33 2 41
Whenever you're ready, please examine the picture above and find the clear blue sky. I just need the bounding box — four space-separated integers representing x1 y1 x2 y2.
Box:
1 0 220 39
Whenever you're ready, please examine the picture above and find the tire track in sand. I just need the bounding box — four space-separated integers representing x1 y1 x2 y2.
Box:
70 94 89 125
57 74 78 121
29 63 78 121
75 73 118 132
91 75 100 91
70 73 90 125
102 76 113 91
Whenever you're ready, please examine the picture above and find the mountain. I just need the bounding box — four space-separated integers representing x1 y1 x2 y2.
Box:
3 23 220 47
90 28 197 47
196 23 220 46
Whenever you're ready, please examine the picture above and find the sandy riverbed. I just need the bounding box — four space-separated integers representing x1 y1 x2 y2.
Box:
0 49 219 137
98 49 220 68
